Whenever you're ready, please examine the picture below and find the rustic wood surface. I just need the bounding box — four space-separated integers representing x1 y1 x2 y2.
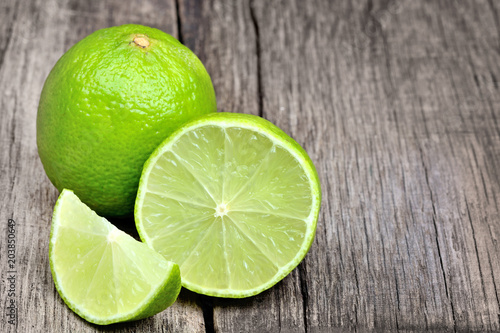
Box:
2 0 500 331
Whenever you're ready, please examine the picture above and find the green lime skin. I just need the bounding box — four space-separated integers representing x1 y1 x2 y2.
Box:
37 24 216 217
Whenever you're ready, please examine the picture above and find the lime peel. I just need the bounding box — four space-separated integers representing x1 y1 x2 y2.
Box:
50 189 181 325
37 24 216 217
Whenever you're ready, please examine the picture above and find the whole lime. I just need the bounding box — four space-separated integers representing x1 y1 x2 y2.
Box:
37 24 216 217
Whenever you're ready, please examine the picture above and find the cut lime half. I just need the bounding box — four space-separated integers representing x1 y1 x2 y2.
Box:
49 190 181 325
135 113 321 298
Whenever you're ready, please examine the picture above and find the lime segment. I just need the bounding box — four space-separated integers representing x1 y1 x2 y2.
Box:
50 190 181 325
135 113 321 298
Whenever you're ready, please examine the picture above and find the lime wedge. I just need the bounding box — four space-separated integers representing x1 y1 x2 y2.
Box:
135 113 321 298
49 190 181 325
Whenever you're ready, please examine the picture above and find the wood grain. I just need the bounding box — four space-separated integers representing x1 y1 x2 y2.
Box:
2 0 500 332
0 0 205 332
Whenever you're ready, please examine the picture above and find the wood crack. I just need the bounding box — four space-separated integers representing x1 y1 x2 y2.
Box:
350 222 360 329
465 200 489 325
419 146 457 332
199 295 215 333
175 0 184 44
487 252 500 313
298 263 309 332
8 93 18 194
393 267 401 331
249 0 263 117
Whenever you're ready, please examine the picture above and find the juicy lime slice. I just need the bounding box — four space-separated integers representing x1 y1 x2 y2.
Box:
135 113 321 298
49 190 181 325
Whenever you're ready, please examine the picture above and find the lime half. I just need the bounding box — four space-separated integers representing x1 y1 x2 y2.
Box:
135 113 321 298
49 190 181 325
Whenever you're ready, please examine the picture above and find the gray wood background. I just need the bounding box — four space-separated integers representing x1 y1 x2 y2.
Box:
2 0 500 332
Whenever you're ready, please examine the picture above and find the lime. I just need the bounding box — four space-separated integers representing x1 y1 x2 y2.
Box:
135 113 321 298
49 189 181 325
37 24 216 217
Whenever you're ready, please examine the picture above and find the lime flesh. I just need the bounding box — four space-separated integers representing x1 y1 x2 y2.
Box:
49 190 181 325
135 113 321 298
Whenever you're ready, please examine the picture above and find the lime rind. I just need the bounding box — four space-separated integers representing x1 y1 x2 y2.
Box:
135 113 321 298
50 190 181 325
37 24 216 217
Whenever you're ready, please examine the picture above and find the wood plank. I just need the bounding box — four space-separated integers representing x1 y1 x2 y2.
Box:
2 0 500 332
178 0 260 116
245 0 500 331
0 0 205 332
177 1 302 332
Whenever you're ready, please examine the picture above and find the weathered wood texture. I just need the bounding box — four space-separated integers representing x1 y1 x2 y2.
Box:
2 0 500 332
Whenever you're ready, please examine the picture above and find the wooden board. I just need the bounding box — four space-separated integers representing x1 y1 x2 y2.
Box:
2 0 500 331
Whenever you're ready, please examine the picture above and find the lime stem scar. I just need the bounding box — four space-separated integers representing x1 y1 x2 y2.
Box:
133 35 150 48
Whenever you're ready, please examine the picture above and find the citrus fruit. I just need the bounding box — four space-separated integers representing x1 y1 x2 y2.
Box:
135 113 321 298
49 189 181 325
37 24 216 217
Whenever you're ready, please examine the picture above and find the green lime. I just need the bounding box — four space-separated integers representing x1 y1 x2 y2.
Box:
135 113 321 298
49 190 181 325
37 24 216 217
